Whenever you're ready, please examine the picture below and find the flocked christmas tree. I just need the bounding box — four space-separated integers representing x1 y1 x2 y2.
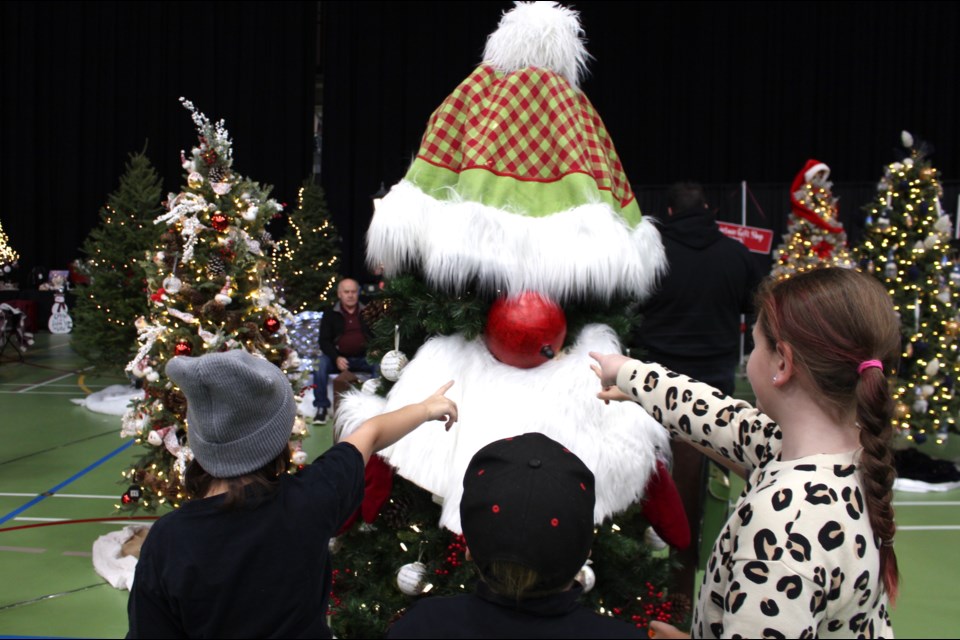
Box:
857 131 959 445
771 159 856 280
72 146 166 372
328 4 689 636
118 99 309 512
0 219 20 283
270 179 341 314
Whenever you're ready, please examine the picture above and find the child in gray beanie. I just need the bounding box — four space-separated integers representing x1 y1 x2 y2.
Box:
127 349 457 639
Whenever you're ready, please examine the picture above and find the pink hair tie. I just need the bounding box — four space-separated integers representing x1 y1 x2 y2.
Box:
857 359 883 375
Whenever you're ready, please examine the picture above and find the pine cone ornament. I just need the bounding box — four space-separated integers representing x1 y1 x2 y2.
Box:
379 494 412 529
259 230 274 247
208 165 226 183
207 254 226 278
361 298 388 326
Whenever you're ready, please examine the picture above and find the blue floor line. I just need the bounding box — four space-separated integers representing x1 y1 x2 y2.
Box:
0 440 134 527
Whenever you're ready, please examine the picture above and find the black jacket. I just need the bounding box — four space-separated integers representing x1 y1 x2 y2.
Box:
318 301 372 361
386 581 643 639
636 207 762 372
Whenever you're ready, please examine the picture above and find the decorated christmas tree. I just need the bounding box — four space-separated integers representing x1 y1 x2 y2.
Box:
857 131 958 445
0 219 19 282
270 179 341 314
72 146 166 371
118 99 309 512
771 159 856 280
328 4 688 636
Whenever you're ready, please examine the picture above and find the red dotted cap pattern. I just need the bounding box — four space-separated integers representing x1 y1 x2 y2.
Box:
460 432 595 592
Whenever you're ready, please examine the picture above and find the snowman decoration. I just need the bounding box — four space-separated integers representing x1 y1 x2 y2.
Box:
48 292 73 334
337 2 687 547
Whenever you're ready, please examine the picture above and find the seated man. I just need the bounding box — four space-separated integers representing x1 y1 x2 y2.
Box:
312 278 378 423
386 433 643 638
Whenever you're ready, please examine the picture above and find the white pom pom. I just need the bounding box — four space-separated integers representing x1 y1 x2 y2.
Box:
925 358 941 376
147 430 163 446
380 350 408 381
901 130 914 148
146 371 160 382
396 562 427 596
215 293 232 305
482 1 589 90
575 563 596 593
291 450 309 465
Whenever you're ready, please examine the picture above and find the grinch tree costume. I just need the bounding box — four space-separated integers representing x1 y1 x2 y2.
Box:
338 2 684 545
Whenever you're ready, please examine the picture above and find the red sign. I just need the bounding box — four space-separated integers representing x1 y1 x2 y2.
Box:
717 222 774 255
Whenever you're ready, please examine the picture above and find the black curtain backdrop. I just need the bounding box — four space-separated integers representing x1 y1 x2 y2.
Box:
0 1 316 283
321 1 960 280
2 2 958 285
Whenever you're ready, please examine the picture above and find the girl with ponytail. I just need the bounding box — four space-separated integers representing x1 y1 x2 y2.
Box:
592 267 899 638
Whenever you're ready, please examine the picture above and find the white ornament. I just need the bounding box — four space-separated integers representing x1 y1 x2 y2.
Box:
361 377 381 394
901 130 914 148
162 274 182 294
935 216 952 234
937 289 951 304
242 205 259 222
644 526 668 551
328 537 343 554
396 562 427 596
914 398 929 414
212 181 232 195
924 235 939 250
575 563 596 593
903 157 914 168
291 450 309 465
146 371 160 382
147 430 164 446
925 359 941 377
381 351 408 382
380 324 408 381
214 293 232 305
921 384 935 398
48 293 73 334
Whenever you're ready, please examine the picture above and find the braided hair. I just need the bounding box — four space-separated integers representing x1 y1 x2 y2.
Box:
756 267 901 602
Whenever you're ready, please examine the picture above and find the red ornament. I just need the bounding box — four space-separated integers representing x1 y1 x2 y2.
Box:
263 317 281 334
201 148 218 165
174 340 193 356
813 240 834 259
121 493 132 505
484 292 566 368
210 212 229 231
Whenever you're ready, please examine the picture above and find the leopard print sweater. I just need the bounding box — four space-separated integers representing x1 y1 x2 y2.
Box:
616 360 894 639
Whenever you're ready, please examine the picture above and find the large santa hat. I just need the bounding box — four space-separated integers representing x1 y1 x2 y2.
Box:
366 1 664 304
790 158 843 233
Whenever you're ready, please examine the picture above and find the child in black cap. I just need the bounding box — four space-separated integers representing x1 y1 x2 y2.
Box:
387 432 643 638
126 349 457 639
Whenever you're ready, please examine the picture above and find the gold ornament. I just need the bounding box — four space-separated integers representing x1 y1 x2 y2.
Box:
946 320 960 337
187 172 204 189
894 402 909 419
920 167 935 180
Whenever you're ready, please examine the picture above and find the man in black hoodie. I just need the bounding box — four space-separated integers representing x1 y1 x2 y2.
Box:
633 181 762 601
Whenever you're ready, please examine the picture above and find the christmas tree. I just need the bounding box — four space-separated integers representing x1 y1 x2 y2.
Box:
270 179 341 314
856 131 958 445
118 99 309 512
72 146 166 371
0 219 19 281
328 4 687 636
771 159 856 280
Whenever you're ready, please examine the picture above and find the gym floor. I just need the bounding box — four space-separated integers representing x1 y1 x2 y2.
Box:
1 333 958 638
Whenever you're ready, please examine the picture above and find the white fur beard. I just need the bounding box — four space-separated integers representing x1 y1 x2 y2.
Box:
336 324 670 533
365 181 666 304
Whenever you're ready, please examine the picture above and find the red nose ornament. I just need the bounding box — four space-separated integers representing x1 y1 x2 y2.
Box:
484 292 567 369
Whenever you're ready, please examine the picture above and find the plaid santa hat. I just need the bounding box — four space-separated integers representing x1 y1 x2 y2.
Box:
366 1 664 304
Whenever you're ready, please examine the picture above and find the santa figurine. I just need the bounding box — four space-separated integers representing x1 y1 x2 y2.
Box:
337 2 686 553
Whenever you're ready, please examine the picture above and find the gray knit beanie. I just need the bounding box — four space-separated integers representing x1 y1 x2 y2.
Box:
166 349 296 478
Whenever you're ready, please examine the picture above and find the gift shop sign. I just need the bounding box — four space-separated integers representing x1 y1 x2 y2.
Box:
717 222 773 255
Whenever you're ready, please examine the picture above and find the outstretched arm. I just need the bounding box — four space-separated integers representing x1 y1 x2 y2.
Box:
343 381 458 465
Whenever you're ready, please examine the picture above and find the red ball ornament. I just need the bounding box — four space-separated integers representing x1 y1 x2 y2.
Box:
263 317 281 334
174 340 193 356
484 292 567 369
210 212 229 232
